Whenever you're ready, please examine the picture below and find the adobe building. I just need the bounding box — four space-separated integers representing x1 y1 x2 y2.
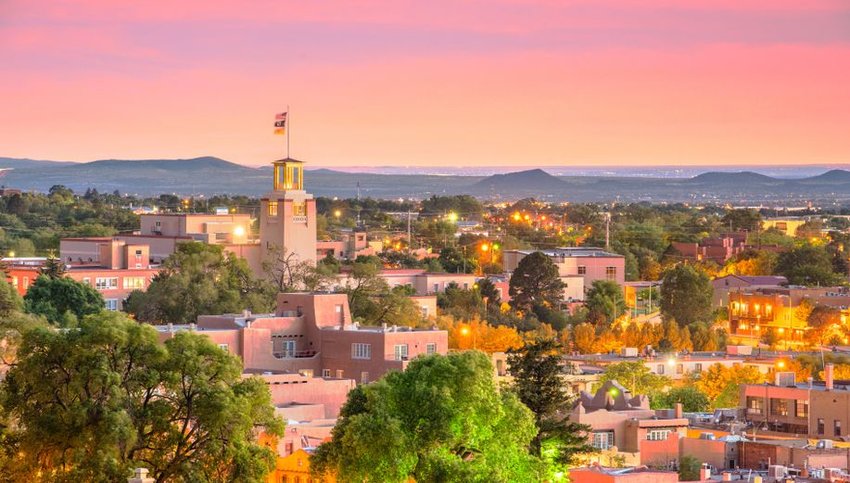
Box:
336 268 478 296
156 292 448 385
569 466 678 483
571 381 689 467
502 247 624 300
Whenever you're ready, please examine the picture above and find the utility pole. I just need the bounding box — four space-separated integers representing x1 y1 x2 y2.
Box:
605 212 611 250
407 211 412 254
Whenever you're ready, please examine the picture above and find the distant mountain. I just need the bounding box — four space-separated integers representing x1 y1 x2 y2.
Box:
0 157 74 169
687 171 779 185
470 169 567 194
798 169 850 184
5 155 850 203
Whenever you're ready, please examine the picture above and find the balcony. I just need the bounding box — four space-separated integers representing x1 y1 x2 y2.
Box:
272 350 318 359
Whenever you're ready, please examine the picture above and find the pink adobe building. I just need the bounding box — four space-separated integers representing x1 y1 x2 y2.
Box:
502 247 624 300
571 381 689 467
569 466 679 483
156 292 448 385
316 229 382 261
337 268 478 296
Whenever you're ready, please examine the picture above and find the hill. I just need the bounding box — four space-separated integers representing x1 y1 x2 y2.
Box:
687 171 779 185
469 169 567 194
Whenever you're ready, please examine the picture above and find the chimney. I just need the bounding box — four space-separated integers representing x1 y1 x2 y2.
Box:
722 472 732 482
700 466 711 481
808 377 813 389
675 402 683 419
826 363 834 391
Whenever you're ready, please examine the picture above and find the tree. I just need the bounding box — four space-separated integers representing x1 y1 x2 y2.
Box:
341 258 390 323
23 275 104 325
0 311 283 482
0 277 22 317
598 361 670 399
438 282 483 320
509 252 564 313
572 323 597 354
39 254 67 279
477 277 502 308
438 246 477 274
695 363 764 409
440 317 523 353
775 245 844 286
262 243 322 292
125 242 275 324
508 339 594 476
584 280 626 326
806 305 843 347
679 455 702 481
660 264 713 326
312 351 542 482
652 387 710 412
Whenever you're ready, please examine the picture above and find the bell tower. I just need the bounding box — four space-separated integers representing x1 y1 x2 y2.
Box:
259 158 317 267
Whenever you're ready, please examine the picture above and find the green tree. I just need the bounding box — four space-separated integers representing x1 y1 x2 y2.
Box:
585 280 626 325
342 258 390 323
438 282 483 320
125 242 274 324
0 277 23 317
660 264 713 326
39 254 67 278
0 311 283 482
775 245 844 286
508 339 594 478
652 386 710 412
477 277 502 308
679 455 703 481
312 351 542 482
598 361 670 399
23 275 104 325
438 246 477 274
509 252 565 313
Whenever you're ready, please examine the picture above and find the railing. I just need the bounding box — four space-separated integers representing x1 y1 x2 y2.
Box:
273 350 318 359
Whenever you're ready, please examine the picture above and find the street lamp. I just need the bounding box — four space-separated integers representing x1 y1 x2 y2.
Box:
333 209 342 219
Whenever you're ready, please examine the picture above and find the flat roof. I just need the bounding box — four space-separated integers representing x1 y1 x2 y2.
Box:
510 247 624 258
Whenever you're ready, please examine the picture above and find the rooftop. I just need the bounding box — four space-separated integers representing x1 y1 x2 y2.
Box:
511 247 624 258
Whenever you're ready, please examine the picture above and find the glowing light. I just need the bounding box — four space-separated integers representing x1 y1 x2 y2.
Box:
776 360 786 369
333 209 342 218
480 243 490 252
460 326 470 336
233 226 246 237
512 212 521 221
447 212 459 223
667 357 676 367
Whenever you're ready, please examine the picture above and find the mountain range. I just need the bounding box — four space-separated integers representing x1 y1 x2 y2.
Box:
3 156 850 204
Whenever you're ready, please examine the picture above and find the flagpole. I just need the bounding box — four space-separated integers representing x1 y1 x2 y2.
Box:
286 105 291 159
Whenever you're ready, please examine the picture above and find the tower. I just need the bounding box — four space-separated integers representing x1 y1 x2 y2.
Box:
259 158 317 266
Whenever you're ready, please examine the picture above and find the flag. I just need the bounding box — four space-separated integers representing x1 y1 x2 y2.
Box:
274 112 287 135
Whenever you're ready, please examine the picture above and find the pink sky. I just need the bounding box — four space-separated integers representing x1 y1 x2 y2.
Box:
1 0 848 167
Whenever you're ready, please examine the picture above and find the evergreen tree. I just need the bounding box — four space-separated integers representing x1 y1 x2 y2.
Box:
509 252 565 313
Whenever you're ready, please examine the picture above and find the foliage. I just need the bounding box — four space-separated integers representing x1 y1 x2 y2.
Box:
311 351 542 482
679 455 703 481
23 275 104 325
0 311 283 482
598 361 670 399
509 252 565 313
508 339 595 476
652 386 710 412
438 246 477 274
438 282 483 320
39 255 67 278
0 277 23 317
694 363 764 409
775 244 844 286
438 316 524 353
660 264 713 326
584 280 626 326
263 244 335 292
125 242 275 324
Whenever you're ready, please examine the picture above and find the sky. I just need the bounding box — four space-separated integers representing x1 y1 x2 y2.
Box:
1 0 849 168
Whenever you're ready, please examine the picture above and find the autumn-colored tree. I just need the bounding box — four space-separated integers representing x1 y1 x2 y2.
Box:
572 323 597 354
439 316 524 353
695 363 764 409
817 364 850 381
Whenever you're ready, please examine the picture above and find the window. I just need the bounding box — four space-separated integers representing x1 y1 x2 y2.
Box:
836 420 842 437
796 400 808 418
676 364 684 375
104 299 119 311
123 277 145 290
433 283 439 293
657 364 665 375
818 418 825 435
352 343 372 360
605 266 617 280
771 398 788 417
361 372 370 384
577 266 587 275
647 430 671 441
394 344 409 361
218 343 229 352
268 201 278 216
293 202 306 216
279 340 296 358
426 343 437 355
747 397 763 415
591 431 614 450
82 277 91 285
694 363 703 373
95 277 118 290
214 232 228 241
23 277 29 289
322 369 331 378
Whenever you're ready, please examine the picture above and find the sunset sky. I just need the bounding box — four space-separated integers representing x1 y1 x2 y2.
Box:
1 0 848 168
